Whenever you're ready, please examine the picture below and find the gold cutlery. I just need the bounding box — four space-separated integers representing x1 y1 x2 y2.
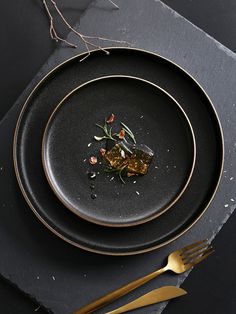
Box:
74 239 213 314
105 286 187 314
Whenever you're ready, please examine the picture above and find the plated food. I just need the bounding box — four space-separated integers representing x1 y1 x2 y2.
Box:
41 75 196 227
91 114 154 183
14 48 223 255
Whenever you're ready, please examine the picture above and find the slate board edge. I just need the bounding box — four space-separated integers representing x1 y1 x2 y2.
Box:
0 0 235 313
0 273 52 314
158 1 236 59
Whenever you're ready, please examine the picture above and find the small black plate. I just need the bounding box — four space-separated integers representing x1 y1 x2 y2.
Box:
42 76 196 227
14 48 223 255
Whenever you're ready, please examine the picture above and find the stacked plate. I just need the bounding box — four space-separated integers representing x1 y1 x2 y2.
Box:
13 48 224 255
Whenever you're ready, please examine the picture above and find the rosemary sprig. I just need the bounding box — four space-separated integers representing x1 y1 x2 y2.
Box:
121 122 136 144
120 141 133 154
105 166 127 184
105 167 118 173
94 122 116 141
118 167 126 184
93 117 137 184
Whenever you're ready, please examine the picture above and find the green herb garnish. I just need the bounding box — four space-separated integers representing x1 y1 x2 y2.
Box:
105 165 127 184
94 121 116 141
121 122 136 144
93 117 137 184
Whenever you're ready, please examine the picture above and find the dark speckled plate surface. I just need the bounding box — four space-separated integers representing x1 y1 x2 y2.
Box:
14 48 223 255
42 76 196 227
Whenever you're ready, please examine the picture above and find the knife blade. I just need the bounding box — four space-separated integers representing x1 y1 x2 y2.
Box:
105 286 187 314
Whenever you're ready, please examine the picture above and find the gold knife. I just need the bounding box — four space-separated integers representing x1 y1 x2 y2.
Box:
105 286 187 314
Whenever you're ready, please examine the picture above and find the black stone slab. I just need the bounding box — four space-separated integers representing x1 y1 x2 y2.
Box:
0 1 235 313
163 0 236 53
0 274 48 314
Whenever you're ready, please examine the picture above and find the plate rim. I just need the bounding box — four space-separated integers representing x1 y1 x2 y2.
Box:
42 74 196 227
13 47 224 255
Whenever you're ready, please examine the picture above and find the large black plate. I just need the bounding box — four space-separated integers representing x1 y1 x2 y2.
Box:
42 75 196 227
14 48 223 255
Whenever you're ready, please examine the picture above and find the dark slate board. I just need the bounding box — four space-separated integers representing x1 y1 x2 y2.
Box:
0 0 236 313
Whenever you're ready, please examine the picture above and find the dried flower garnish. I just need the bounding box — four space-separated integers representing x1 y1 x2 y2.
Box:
106 113 115 124
100 148 106 156
118 129 125 139
89 156 97 165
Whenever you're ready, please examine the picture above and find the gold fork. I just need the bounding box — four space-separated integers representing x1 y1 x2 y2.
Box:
74 239 213 314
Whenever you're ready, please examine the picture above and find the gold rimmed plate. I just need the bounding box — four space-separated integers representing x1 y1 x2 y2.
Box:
13 48 223 255
42 75 196 227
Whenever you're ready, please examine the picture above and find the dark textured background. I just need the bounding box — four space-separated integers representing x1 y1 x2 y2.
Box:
0 0 236 313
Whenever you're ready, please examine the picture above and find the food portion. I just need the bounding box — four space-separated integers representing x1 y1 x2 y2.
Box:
104 142 154 177
89 114 154 184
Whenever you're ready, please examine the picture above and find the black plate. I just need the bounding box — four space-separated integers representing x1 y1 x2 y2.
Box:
14 48 223 255
42 75 196 227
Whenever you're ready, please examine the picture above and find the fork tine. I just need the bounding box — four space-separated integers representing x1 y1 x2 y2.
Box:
183 246 213 263
187 249 214 268
179 239 207 254
181 242 209 257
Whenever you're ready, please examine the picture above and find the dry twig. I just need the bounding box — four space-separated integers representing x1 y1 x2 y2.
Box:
42 0 127 61
107 0 119 9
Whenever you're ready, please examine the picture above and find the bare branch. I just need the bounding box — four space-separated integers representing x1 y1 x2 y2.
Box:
43 0 76 47
49 0 122 52
107 0 119 9
42 0 128 61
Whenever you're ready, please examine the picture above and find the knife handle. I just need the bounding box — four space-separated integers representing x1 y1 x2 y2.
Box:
73 268 166 314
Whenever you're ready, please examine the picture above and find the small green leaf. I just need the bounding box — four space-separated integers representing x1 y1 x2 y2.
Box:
95 122 116 141
105 168 118 173
94 135 105 141
121 122 136 143
104 122 108 133
119 169 126 184
95 123 104 130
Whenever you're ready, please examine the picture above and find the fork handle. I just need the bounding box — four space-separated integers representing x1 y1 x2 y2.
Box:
73 267 166 314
